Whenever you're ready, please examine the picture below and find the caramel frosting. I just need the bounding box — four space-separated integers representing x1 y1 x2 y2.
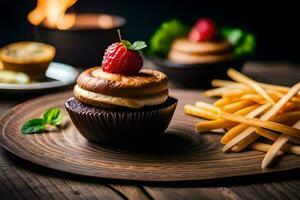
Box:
171 38 232 54
168 37 234 64
168 50 234 64
74 68 169 108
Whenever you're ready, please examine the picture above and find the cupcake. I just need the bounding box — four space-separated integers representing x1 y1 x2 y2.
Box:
168 18 234 64
147 18 255 87
0 41 55 80
65 34 178 145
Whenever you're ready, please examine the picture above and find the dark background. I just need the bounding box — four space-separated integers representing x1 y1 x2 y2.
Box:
0 0 299 62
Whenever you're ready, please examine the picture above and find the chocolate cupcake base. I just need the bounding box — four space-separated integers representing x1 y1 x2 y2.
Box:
65 97 177 145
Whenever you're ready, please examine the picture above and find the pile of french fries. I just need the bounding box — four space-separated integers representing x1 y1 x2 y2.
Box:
184 68 300 168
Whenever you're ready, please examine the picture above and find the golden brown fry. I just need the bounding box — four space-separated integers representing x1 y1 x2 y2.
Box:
272 110 300 125
231 134 259 152
240 94 299 112
220 104 271 144
204 86 238 97
187 71 300 169
196 105 259 133
195 101 219 113
250 142 300 155
196 120 233 132
241 94 267 104
184 104 300 138
211 79 300 97
279 102 297 113
261 135 290 168
254 128 300 144
228 70 275 103
213 98 233 108
261 120 300 168
232 134 260 152
227 69 275 104
249 142 274 153
222 100 255 113
223 89 253 99
223 82 300 152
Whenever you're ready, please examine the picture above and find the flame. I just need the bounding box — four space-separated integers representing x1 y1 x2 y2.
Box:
28 0 77 30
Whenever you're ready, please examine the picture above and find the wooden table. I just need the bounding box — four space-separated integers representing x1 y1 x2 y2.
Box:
0 62 300 200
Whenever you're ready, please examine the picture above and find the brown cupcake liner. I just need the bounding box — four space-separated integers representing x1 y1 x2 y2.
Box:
65 97 177 145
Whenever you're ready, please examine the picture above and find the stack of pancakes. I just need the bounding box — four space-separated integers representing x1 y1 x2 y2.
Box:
168 38 234 64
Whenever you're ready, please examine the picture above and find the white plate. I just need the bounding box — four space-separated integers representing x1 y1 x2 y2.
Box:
0 62 79 93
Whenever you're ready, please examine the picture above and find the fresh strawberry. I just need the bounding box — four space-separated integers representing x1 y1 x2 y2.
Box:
189 18 218 42
102 31 147 75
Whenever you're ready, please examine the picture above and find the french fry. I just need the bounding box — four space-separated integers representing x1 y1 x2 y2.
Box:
196 120 233 133
232 134 260 152
213 98 233 108
261 120 300 168
250 142 274 153
184 104 300 138
261 135 290 168
211 79 243 88
195 101 219 113
186 69 300 168
241 94 267 104
222 100 255 113
227 69 275 104
204 86 239 97
212 79 300 97
220 103 271 144
196 105 259 133
223 82 300 152
255 128 300 144
250 142 300 155
272 110 300 125
223 89 253 99
279 102 297 113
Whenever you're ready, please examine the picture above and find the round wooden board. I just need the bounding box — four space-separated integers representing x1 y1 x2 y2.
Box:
0 90 299 182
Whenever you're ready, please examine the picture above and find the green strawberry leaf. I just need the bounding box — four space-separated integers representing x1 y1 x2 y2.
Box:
43 108 63 126
21 118 46 134
128 41 147 50
122 40 147 50
121 40 132 48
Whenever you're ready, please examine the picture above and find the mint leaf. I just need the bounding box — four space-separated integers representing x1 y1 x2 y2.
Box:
21 118 45 134
43 108 63 125
121 40 132 48
128 41 147 50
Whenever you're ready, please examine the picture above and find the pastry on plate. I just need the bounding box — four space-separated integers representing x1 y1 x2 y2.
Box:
0 41 55 80
148 18 256 64
65 35 177 145
168 18 234 64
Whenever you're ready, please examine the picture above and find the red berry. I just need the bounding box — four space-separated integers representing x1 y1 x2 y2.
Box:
189 27 202 42
102 42 143 75
189 18 218 42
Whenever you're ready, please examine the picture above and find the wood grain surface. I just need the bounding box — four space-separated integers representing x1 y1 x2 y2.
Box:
1 89 300 182
0 61 300 199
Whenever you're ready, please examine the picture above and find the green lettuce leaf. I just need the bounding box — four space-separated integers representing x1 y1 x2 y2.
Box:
148 19 190 57
221 28 256 57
